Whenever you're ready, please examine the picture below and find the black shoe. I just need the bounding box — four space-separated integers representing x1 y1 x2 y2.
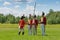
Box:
18 32 21 35
22 32 24 35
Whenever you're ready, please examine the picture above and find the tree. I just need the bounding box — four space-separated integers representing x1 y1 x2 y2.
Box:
0 14 6 23
47 9 60 24
6 14 15 24
15 16 20 23
37 15 41 21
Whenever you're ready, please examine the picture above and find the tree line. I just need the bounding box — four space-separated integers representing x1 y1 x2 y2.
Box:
47 9 60 24
0 14 20 24
0 9 60 24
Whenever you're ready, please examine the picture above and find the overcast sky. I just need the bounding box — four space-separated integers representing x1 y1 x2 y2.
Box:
0 0 60 17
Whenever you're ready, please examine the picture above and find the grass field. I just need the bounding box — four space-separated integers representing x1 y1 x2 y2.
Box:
0 24 60 40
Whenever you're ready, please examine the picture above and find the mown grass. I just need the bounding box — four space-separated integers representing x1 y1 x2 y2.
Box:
0 24 60 40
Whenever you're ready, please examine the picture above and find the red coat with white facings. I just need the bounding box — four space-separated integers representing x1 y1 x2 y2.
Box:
19 19 25 28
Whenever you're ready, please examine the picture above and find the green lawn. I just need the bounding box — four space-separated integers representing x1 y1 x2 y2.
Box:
0 24 60 40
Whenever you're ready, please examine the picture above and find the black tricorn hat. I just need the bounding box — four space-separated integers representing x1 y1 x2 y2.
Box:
42 12 45 16
34 15 36 18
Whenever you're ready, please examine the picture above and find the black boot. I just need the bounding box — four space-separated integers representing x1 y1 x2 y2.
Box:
22 32 24 35
18 32 21 35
